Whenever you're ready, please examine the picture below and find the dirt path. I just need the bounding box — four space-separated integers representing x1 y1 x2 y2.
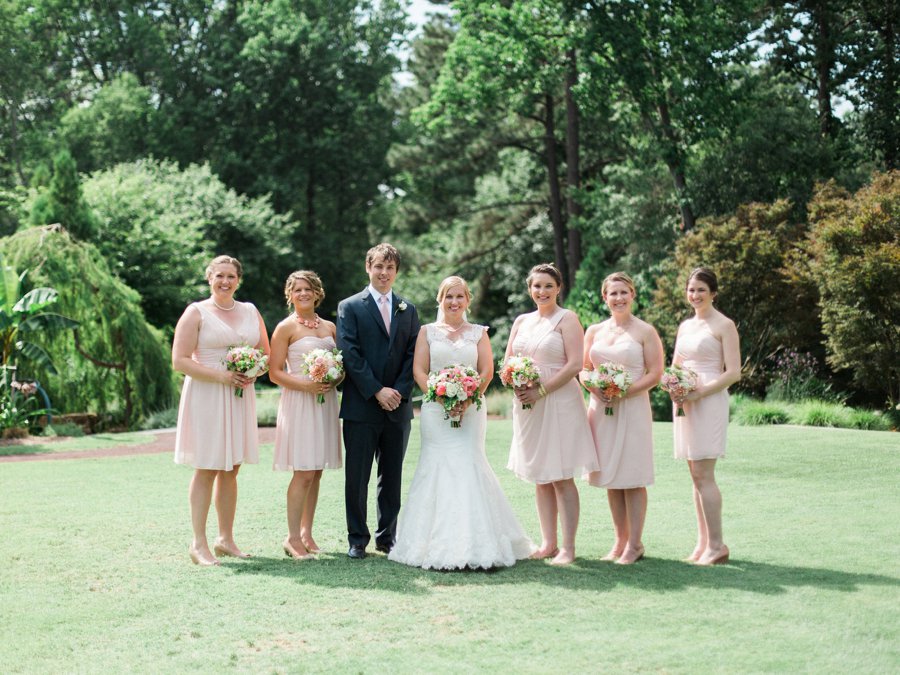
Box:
0 427 278 463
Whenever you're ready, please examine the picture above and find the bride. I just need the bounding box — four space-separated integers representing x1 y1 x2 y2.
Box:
389 276 535 570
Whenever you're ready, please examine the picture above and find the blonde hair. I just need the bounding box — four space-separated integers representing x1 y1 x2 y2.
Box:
601 271 636 298
436 276 472 305
205 255 242 280
284 270 325 308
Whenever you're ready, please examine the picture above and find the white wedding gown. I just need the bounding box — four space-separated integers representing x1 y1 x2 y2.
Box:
389 323 535 570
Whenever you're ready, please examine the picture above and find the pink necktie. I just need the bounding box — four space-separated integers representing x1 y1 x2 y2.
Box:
379 294 391 334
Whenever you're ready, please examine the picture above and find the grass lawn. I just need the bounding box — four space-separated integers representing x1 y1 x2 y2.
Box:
1 421 898 672
0 431 158 457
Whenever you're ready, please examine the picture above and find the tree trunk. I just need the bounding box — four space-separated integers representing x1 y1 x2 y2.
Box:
656 95 696 231
564 48 582 290
813 0 836 138
8 99 26 185
543 94 569 294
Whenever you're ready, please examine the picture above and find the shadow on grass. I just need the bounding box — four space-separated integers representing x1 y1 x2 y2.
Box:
221 553 900 597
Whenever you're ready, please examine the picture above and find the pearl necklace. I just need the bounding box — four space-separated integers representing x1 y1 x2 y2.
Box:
213 299 236 311
294 313 320 329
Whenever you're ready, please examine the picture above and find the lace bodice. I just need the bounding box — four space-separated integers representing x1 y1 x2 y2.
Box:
425 323 485 371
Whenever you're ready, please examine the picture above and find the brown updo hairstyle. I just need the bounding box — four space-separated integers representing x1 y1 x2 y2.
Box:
526 263 563 288
205 255 243 281
436 275 472 305
601 271 636 298
284 270 325 308
686 267 719 295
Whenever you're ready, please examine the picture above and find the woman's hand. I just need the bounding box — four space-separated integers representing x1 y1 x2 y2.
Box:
515 383 542 406
224 371 251 389
448 399 471 419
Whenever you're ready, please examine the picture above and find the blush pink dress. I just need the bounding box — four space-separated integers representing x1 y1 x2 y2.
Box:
174 301 260 470
507 308 600 483
273 336 342 471
673 326 729 460
586 331 654 488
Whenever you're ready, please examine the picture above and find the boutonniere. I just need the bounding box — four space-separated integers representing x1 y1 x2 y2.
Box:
395 301 408 314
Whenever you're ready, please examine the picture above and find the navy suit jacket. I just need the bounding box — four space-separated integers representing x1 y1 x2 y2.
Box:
337 289 420 424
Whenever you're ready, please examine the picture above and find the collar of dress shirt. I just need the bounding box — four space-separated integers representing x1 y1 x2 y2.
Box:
367 285 393 306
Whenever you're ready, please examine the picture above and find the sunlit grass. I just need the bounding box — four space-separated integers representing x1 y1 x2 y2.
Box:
1 422 898 672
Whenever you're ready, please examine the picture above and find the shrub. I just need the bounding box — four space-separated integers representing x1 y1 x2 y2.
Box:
255 387 280 427
139 407 179 431
40 421 85 438
788 401 852 428
766 349 844 403
732 399 791 426
847 409 891 432
805 172 900 408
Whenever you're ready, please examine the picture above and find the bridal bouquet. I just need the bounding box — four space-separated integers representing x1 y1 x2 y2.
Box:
300 347 344 404
659 365 699 417
224 345 269 398
582 363 632 416
498 354 541 410
424 365 483 428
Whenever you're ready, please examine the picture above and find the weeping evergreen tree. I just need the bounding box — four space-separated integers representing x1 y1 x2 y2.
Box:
0 226 174 427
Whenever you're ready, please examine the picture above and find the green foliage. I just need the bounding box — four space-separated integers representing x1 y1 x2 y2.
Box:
806 172 900 407
82 159 295 329
39 421 85 438
0 226 175 427
647 200 820 390
732 399 792 426
788 400 853 428
0 254 79 374
60 73 152 174
254 387 279 427
29 150 97 240
847 408 891 432
765 348 844 403
137 407 178 431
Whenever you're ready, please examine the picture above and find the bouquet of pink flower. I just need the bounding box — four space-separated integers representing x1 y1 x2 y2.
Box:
582 363 632 416
659 365 699 417
223 345 269 397
424 364 483 428
498 354 541 410
300 347 344 404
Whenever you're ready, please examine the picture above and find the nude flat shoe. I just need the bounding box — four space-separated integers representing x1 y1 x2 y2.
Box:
213 543 251 559
189 547 220 567
696 547 729 566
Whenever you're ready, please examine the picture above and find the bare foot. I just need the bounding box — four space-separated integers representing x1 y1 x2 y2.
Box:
615 544 645 565
696 545 729 566
189 545 220 567
600 546 624 562
213 538 251 559
529 545 559 560
301 535 321 554
549 548 575 566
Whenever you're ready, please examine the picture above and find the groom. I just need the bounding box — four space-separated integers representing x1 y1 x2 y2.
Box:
337 243 420 559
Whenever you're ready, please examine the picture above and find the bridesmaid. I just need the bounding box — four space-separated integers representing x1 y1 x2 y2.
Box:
270 271 343 560
581 272 663 565
173 255 270 566
670 267 741 566
505 263 600 565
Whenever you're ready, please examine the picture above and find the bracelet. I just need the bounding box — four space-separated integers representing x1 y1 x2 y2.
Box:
538 384 547 398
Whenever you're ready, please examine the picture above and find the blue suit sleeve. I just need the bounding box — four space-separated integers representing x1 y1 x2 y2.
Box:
394 304 421 400
337 298 383 400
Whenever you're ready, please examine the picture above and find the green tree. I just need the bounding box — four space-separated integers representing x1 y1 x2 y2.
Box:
82 159 296 329
29 149 96 239
805 172 900 406
0 226 174 427
60 73 152 174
